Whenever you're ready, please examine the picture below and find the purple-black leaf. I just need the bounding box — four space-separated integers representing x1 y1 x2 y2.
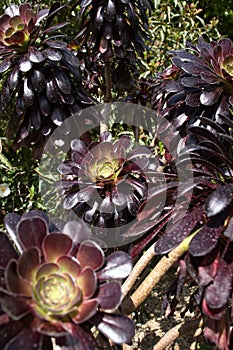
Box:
205 184 233 217
93 313 135 345
189 225 222 257
154 205 204 254
0 232 18 268
97 281 121 309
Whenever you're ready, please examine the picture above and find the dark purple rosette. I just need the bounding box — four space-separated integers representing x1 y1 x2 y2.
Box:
0 3 93 157
0 211 134 349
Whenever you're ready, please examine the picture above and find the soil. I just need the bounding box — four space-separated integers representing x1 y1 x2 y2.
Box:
130 268 216 350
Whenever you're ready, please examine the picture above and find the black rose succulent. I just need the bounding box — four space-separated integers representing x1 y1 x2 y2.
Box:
0 3 93 157
74 0 153 61
57 131 153 244
152 37 233 138
0 210 134 349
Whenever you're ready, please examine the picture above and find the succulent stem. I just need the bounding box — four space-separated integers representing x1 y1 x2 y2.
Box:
122 243 156 298
121 232 197 315
149 317 203 350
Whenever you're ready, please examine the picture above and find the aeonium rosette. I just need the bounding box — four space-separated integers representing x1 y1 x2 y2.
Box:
57 131 153 242
0 211 134 349
0 3 93 158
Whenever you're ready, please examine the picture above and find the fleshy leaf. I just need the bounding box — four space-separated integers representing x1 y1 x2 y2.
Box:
0 320 23 349
57 256 81 277
55 323 98 350
94 313 135 344
154 206 204 254
97 251 132 281
189 225 222 257
5 327 52 350
205 260 233 311
205 184 233 217
0 290 30 320
97 281 121 309
72 299 98 324
18 247 40 282
43 233 72 262
5 260 31 295
17 216 48 253
0 232 18 268
77 241 104 271
76 267 96 299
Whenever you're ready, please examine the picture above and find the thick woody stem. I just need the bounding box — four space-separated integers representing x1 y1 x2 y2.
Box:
149 318 203 350
100 61 112 133
122 244 155 298
121 232 196 315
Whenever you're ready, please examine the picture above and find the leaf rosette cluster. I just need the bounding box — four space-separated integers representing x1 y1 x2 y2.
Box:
0 3 92 157
0 211 134 349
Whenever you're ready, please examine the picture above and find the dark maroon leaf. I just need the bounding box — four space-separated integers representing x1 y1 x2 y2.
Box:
61 48 80 68
44 48 62 61
71 139 88 156
23 210 50 226
23 77 34 106
11 31 26 45
0 232 18 268
72 299 98 324
155 205 204 254
97 281 121 309
45 40 67 49
77 241 104 271
0 58 11 73
28 47 45 63
0 321 23 349
30 69 45 92
38 94 51 116
46 79 60 103
189 225 222 257
97 251 132 281
19 55 32 72
6 259 31 295
8 67 20 89
18 247 40 281
0 290 30 320
205 184 233 217
130 210 173 258
6 328 51 350
182 62 203 75
200 88 222 106
205 260 233 310
55 71 71 94
43 233 72 262
30 105 41 130
200 71 219 84
76 267 96 298
17 216 48 253
181 76 203 87
44 22 68 33
56 323 97 350
93 313 135 344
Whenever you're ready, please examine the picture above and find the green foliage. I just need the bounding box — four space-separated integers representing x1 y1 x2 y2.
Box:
196 0 233 40
0 140 45 228
141 0 220 76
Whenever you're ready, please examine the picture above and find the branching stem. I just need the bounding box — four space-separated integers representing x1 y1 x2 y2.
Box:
121 232 196 315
